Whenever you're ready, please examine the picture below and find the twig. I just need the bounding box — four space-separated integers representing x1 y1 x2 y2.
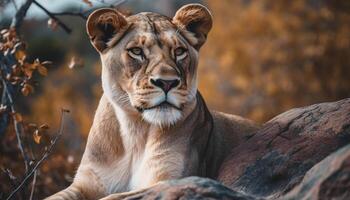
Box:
1 168 17 185
6 108 69 200
32 0 72 34
29 170 37 200
2 79 30 173
112 0 127 7
49 11 88 20
11 0 18 11
82 0 128 14
33 0 126 23
12 110 29 172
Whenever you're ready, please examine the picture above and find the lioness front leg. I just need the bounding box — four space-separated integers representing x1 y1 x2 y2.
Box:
44 184 85 200
45 182 104 200
99 188 151 200
45 167 107 200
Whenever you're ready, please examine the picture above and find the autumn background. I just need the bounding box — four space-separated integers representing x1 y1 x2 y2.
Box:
0 0 349 199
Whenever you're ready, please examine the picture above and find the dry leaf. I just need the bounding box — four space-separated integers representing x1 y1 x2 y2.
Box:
28 123 38 128
0 104 7 113
42 61 52 65
21 86 29 96
48 18 58 31
11 64 21 76
23 67 34 78
82 0 93 7
62 108 70 113
37 65 48 76
68 56 84 69
15 50 26 61
0 29 8 34
33 130 42 144
14 113 23 122
39 124 50 130
21 84 34 96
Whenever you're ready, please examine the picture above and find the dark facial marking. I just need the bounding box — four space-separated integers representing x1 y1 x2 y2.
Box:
144 14 164 48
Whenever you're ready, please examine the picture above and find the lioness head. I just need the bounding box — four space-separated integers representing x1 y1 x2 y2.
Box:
86 4 212 126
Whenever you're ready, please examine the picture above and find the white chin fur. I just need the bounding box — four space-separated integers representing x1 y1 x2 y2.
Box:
142 107 182 127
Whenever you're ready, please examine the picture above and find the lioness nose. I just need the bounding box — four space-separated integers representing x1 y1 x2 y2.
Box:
150 78 180 93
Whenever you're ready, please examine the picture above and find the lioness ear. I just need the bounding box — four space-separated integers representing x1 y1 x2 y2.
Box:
86 8 128 53
173 4 212 50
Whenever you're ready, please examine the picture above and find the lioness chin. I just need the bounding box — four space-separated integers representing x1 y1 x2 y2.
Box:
46 4 259 200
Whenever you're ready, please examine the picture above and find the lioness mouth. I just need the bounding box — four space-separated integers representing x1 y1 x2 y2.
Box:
137 102 181 112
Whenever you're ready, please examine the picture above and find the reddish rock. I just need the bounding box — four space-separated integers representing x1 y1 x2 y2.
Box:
218 98 350 198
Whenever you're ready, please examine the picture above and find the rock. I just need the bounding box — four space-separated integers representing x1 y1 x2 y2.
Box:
218 98 350 199
107 177 259 200
283 144 350 200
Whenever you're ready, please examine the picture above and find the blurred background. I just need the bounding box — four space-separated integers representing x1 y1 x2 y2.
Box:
0 0 349 199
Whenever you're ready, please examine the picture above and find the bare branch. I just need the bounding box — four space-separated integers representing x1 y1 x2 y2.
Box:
47 0 128 21
29 170 37 200
1 168 17 185
10 0 34 31
49 11 88 20
81 0 128 16
6 108 69 200
11 0 18 11
32 0 72 34
112 0 127 8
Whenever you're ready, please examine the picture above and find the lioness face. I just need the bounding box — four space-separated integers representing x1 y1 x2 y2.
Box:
87 4 212 126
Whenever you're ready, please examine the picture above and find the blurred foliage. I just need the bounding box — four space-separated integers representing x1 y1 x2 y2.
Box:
0 28 76 199
0 0 350 199
199 0 350 122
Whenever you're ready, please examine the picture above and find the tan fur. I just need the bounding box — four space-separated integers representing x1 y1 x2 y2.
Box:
46 4 259 200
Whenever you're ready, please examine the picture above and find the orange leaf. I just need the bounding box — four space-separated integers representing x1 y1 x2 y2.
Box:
14 113 23 122
28 123 38 128
15 50 26 61
62 108 70 113
37 65 48 76
39 124 50 130
21 84 34 96
23 67 34 78
21 87 29 96
33 130 42 144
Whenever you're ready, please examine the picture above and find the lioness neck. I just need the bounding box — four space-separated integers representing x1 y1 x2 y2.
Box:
112 104 149 152
108 91 216 175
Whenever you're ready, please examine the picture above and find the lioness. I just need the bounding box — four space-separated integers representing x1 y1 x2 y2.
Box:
46 4 258 200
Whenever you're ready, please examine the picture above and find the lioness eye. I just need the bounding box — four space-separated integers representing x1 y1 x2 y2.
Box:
174 47 187 60
127 47 144 60
129 47 143 55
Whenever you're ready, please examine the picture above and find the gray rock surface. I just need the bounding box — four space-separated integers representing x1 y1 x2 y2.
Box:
107 177 259 200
